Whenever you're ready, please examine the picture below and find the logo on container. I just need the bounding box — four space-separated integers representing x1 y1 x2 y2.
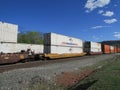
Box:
62 42 78 46
62 37 78 46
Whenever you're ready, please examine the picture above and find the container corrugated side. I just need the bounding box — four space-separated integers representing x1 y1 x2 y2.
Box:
0 43 44 54
48 45 83 54
90 42 102 53
45 33 83 47
0 22 18 43
104 45 110 54
16 44 30 52
30 44 43 53
118 48 120 53
16 43 44 54
0 43 16 53
114 47 118 53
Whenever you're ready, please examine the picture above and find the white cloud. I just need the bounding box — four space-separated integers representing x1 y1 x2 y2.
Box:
92 26 103 29
104 18 117 24
91 25 111 29
98 10 104 14
114 32 120 38
102 11 114 17
85 0 111 12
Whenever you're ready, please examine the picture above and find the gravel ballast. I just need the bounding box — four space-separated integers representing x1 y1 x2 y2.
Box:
0 53 120 90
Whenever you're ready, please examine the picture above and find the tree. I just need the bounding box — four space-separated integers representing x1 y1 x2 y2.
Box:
18 31 43 44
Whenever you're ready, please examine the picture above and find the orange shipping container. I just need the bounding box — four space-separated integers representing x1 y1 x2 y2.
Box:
103 45 111 54
114 47 117 53
118 47 120 53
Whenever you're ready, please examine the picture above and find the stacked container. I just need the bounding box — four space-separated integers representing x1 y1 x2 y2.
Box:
44 32 83 54
84 41 102 55
0 22 18 43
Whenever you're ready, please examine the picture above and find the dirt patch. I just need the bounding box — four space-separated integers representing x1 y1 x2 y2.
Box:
56 69 95 88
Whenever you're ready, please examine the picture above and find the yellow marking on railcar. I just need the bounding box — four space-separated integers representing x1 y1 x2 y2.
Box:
45 53 86 59
20 55 25 59
4 57 9 60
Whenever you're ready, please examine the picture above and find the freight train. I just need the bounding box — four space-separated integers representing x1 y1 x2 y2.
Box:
0 32 120 65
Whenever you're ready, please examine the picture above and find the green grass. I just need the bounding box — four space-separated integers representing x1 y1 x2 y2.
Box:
69 59 120 90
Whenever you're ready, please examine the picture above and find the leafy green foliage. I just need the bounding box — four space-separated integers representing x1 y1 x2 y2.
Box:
18 31 43 44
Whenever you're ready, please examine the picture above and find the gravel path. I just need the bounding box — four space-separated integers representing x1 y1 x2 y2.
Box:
0 53 120 90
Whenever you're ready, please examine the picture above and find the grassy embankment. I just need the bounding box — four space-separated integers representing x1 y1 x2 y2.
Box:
69 58 120 90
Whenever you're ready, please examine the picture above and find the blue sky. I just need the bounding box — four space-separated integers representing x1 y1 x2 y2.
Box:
0 0 120 42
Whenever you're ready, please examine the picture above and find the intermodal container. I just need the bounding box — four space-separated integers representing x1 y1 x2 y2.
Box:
84 41 102 55
0 22 18 43
118 48 120 53
102 45 111 54
114 47 118 53
44 32 83 47
44 32 83 54
110 46 115 53
45 45 83 54
0 43 44 54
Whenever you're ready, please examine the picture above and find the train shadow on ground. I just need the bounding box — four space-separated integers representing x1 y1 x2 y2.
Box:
68 80 98 90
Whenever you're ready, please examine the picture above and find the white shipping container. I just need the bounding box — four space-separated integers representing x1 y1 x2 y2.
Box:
0 43 17 53
16 43 44 54
44 33 83 47
28 44 44 53
110 46 114 50
90 42 102 52
0 43 44 54
16 44 30 52
91 48 101 52
0 22 18 43
44 45 83 54
0 43 10 53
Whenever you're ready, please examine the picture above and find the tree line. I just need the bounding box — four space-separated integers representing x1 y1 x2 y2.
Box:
18 31 44 44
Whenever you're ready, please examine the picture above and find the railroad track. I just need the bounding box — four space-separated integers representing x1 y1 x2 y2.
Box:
0 54 119 73
0 55 94 73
